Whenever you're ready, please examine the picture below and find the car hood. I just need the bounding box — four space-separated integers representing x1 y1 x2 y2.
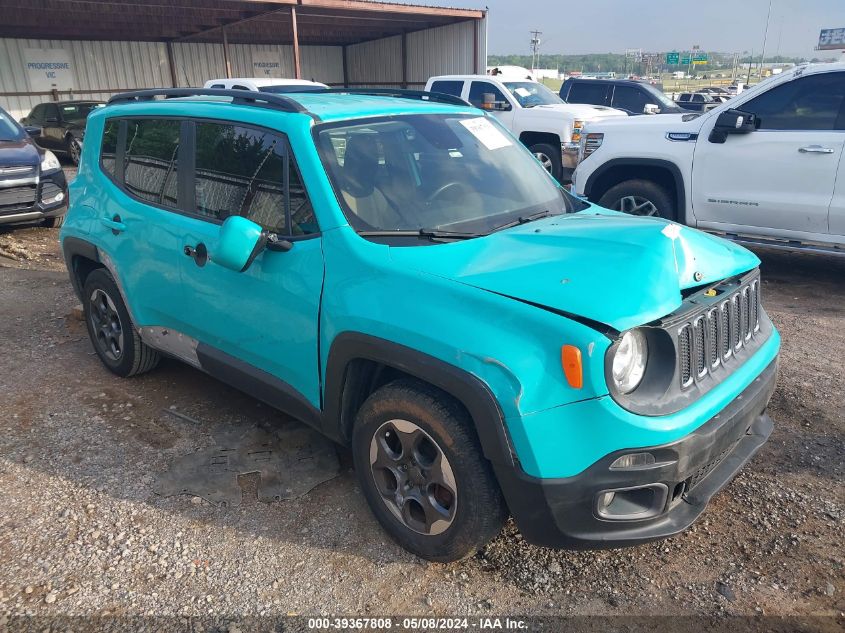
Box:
584 111 706 133
534 103 628 120
0 137 40 167
388 210 759 332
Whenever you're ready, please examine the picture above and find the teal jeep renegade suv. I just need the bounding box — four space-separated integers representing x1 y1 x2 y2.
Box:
60 88 780 562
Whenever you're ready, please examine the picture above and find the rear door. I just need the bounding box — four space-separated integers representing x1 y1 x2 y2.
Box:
563 81 611 107
610 85 649 115
94 116 186 330
693 70 845 238
175 119 324 407
429 80 465 99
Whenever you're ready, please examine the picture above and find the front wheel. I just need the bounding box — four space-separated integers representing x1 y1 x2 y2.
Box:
352 379 506 562
598 179 677 221
528 142 562 182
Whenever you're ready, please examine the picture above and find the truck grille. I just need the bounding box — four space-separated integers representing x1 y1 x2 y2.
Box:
678 276 761 388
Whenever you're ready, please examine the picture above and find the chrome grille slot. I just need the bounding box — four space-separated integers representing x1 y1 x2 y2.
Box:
693 316 707 378
678 324 693 387
677 273 762 389
707 308 720 368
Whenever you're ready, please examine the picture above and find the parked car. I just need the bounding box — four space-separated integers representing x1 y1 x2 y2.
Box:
675 92 720 113
0 105 67 228
572 62 845 256
560 78 685 116
61 86 780 562
425 74 626 182
698 87 731 97
20 100 103 166
203 77 328 93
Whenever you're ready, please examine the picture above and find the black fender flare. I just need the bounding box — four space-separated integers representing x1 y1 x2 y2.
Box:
322 332 517 469
583 157 686 218
62 236 101 300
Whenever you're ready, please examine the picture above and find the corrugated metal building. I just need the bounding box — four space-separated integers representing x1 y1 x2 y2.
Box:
0 0 487 119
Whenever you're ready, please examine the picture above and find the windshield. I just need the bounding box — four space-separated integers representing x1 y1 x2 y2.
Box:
60 103 103 122
0 109 24 141
503 82 562 107
316 113 586 237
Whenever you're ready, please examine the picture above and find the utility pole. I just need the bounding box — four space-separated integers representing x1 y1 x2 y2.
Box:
758 0 773 76
530 30 542 73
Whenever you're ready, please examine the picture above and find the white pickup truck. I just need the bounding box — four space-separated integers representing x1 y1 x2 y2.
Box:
572 62 845 255
425 75 626 182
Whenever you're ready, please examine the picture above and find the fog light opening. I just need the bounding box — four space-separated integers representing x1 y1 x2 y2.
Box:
42 191 65 204
595 484 668 520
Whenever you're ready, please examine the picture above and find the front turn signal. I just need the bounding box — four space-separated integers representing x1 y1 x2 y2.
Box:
561 345 583 389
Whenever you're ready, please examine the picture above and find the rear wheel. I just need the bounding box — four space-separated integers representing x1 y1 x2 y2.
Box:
82 268 160 377
528 142 562 182
598 179 677 221
352 379 506 562
67 136 82 166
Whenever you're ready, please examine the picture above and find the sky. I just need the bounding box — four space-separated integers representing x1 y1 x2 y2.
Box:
410 0 845 58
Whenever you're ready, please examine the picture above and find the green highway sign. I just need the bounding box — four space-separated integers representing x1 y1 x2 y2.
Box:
666 52 680 64
693 52 708 62
681 55 691 64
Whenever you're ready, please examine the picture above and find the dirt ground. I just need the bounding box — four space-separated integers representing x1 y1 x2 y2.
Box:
0 183 842 627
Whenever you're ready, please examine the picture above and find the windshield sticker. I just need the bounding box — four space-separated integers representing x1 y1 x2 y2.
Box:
513 87 531 97
459 117 512 151
661 224 682 239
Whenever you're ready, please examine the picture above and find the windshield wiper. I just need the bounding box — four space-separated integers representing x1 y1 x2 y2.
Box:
358 228 482 241
490 209 555 233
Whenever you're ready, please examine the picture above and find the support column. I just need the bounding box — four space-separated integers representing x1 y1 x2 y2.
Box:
222 25 232 79
401 32 408 89
342 45 349 88
291 5 301 79
473 20 479 74
166 41 178 87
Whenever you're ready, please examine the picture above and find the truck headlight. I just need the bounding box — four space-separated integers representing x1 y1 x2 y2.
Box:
611 329 648 394
40 150 61 173
582 133 603 160
571 119 585 143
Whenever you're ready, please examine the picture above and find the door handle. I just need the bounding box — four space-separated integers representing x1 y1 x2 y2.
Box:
100 214 126 235
183 242 208 267
798 145 835 154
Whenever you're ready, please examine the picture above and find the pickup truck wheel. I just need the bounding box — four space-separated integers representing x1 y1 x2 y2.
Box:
528 142 562 181
598 179 677 221
82 269 160 378
67 137 82 166
352 379 506 562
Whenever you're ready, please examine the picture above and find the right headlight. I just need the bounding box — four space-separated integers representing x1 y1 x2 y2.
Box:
610 329 648 394
580 132 604 161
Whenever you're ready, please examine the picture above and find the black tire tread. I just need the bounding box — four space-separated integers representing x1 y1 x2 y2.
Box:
598 178 676 221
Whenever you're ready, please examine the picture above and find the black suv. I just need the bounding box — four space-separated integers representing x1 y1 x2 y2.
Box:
560 78 684 116
20 100 103 166
0 105 68 228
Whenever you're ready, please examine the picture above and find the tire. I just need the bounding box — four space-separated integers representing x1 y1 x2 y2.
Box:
352 379 507 562
82 268 160 378
43 213 65 228
598 178 677 221
527 142 562 182
67 136 82 166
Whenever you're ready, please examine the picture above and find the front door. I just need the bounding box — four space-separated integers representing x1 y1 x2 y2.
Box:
175 120 324 408
693 70 845 239
466 81 516 129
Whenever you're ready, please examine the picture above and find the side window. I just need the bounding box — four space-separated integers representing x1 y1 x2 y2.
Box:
29 104 44 124
194 122 317 235
566 82 609 106
742 72 845 131
123 118 180 208
429 80 464 98
210 83 225 88
44 104 59 122
468 81 510 110
232 84 250 90
611 86 648 113
100 119 119 177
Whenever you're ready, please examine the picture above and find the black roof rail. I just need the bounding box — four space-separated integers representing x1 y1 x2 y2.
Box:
106 88 309 114
291 87 473 108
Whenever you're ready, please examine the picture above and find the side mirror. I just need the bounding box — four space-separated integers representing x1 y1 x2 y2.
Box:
212 216 268 272
643 103 660 115
708 108 758 144
24 125 42 137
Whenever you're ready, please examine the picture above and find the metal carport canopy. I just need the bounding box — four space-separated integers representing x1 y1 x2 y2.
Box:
0 0 485 79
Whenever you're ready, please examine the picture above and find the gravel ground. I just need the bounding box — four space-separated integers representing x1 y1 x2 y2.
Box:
0 183 842 627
